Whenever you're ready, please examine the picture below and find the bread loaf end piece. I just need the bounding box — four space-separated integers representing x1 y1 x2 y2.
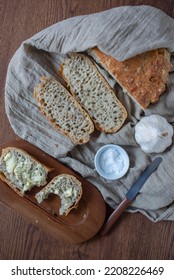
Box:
0 147 52 196
35 174 82 215
34 76 94 144
88 47 172 109
59 53 127 133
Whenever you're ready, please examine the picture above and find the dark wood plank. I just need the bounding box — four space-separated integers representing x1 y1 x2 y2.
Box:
0 140 106 244
0 0 174 260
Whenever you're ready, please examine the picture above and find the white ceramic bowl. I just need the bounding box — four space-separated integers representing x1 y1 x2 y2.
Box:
94 144 130 180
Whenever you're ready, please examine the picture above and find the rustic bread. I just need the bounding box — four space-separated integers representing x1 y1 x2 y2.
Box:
59 53 127 133
87 47 172 109
0 147 52 196
34 76 94 144
35 174 82 215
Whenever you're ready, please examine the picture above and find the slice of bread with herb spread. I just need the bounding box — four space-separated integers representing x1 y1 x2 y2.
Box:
0 147 52 196
35 174 82 215
34 76 94 144
87 47 172 109
59 53 127 133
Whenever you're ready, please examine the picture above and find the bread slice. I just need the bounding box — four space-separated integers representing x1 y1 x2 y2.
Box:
0 147 52 196
35 174 82 215
34 76 94 144
87 47 172 109
59 53 127 133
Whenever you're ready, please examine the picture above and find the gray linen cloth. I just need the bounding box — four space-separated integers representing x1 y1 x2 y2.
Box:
5 5 174 221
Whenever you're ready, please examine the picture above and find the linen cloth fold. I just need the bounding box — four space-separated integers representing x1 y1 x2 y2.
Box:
5 5 174 221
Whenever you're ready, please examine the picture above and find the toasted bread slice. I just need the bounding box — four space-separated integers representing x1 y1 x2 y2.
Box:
0 147 52 196
88 47 172 109
34 76 94 144
35 174 82 215
59 53 127 133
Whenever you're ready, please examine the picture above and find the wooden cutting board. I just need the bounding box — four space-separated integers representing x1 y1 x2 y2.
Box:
0 140 106 244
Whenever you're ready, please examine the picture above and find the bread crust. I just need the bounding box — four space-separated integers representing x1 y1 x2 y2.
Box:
59 53 127 133
0 147 52 196
88 48 172 109
34 76 94 144
0 172 24 196
35 174 82 215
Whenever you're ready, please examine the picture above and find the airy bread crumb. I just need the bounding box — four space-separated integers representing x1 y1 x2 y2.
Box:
59 53 127 133
34 76 94 144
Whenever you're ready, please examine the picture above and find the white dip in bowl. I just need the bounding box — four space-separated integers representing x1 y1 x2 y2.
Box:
94 144 130 180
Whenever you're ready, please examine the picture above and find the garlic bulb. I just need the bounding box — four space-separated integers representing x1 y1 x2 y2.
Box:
135 115 173 153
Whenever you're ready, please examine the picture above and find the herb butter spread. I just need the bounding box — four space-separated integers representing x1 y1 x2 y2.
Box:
35 175 82 215
0 149 48 194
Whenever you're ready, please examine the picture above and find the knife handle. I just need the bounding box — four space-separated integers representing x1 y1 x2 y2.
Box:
100 197 131 236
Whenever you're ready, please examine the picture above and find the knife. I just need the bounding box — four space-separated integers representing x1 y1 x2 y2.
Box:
100 157 162 236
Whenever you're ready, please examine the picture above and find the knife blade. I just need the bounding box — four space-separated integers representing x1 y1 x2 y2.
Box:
100 157 162 236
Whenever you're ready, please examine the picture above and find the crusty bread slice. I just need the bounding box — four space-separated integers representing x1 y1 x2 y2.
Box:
35 174 82 215
59 53 127 133
87 47 172 109
34 76 94 144
0 147 52 196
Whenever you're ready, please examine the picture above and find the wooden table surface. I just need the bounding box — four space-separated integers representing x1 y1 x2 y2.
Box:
0 0 174 260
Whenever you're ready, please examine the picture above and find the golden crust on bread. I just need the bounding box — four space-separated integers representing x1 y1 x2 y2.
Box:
90 47 172 109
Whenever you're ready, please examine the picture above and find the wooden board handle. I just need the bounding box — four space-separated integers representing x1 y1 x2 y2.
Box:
100 197 131 236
